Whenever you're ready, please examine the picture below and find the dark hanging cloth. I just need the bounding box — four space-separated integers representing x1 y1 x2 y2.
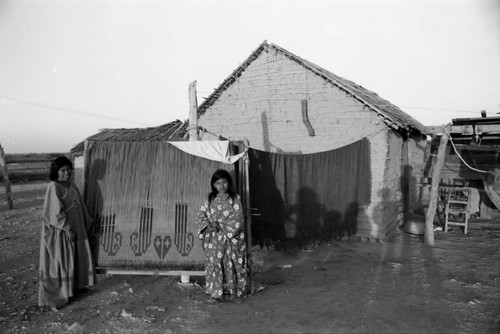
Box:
248 138 371 245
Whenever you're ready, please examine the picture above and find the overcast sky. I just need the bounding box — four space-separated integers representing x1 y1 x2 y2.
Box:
0 0 499 154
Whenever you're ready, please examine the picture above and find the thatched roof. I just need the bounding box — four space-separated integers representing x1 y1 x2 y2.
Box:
70 120 189 156
197 41 425 134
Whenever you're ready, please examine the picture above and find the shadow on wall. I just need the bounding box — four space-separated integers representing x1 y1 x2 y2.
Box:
366 187 403 241
402 163 427 217
261 111 291 153
402 162 440 231
249 149 286 248
250 111 288 247
401 164 411 214
85 158 107 265
262 111 270 152
282 186 359 248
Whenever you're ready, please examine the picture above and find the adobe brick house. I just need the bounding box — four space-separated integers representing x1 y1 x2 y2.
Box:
194 41 427 242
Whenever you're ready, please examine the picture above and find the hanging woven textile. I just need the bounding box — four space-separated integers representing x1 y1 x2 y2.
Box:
248 138 371 245
83 141 236 270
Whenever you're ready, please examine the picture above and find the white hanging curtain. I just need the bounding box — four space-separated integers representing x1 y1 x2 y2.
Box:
168 141 246 164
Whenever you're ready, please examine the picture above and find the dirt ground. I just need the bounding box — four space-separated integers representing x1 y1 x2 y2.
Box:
1 182 500 334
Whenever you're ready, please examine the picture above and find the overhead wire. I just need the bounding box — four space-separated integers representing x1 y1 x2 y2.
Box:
1 94 155 127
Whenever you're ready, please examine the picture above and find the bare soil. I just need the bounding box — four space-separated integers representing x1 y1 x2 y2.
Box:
1 182 500 334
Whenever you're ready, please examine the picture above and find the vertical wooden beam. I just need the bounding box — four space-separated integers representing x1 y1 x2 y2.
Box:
188 81 198 141
242 149 253 294
82 140 90 200
424 124 451 246
0 143 13 210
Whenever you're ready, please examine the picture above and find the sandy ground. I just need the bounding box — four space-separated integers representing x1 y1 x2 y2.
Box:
1 182 500 334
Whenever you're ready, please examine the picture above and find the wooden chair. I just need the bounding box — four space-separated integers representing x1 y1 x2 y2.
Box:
444 187 471 234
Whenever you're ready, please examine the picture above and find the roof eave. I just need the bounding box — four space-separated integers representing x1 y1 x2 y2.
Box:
197 41 425 135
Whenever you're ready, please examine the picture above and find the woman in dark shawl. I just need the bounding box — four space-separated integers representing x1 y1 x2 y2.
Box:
38 156 96 310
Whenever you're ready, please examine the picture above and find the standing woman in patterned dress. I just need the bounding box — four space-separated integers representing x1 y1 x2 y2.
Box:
196 169 248 303
38 156 96 310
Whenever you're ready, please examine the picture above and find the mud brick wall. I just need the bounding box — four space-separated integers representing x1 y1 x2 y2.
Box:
198 49 386 153
198 48 419 241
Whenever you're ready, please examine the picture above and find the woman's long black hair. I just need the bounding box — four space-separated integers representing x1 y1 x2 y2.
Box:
208 169 237 203
49 156 73 181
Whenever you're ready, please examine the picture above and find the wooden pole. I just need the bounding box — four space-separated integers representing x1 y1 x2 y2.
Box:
82 140 90 200
243 149 253 294
188 81 198 141
424 124 451 246
0 143 13 210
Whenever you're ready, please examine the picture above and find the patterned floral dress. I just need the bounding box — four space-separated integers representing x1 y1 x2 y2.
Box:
196 193 248 300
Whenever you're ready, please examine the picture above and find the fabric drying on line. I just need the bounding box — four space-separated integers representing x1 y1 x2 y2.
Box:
248 138 371 243
168 141 246 164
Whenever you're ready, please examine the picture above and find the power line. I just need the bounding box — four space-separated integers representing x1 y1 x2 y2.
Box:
1 94 155 127
1 94 491 125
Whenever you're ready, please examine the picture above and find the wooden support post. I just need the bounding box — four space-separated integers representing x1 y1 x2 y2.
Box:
424 124 451 246
82 140 89 200
188 81 198 141
0 143 13 210
242 150 254 294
